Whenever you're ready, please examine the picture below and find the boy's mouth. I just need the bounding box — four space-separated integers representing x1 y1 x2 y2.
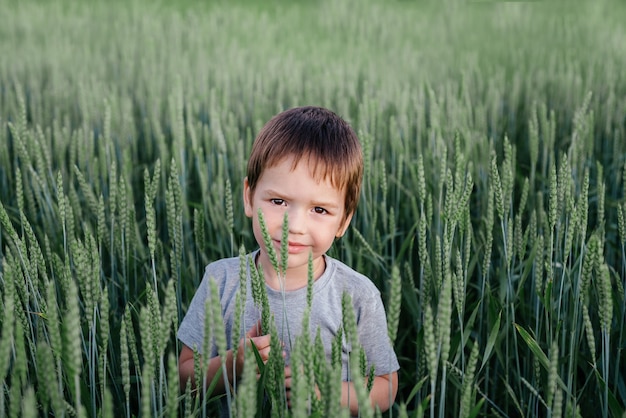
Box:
273 239 308 254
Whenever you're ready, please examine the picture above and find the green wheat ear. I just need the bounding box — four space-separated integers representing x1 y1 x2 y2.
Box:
307 251 314 309
257 208 279 274
387 265 402 346
280 211 289 276
249 256 270 334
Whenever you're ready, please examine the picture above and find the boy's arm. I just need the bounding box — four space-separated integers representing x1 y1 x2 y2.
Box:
178 322 271 394
341 371 398 415
178 344 238 394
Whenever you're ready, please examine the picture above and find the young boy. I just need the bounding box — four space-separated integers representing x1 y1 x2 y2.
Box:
178 106 399 415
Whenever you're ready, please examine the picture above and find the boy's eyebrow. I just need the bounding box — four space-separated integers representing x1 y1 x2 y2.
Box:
310 199 341 209
263 188 288 198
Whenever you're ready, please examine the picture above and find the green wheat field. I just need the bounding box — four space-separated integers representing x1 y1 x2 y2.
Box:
1 0 625 416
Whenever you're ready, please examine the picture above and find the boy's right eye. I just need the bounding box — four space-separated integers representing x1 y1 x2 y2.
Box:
270 199 285 206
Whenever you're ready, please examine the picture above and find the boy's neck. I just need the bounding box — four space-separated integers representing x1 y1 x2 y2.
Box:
256 253 326 291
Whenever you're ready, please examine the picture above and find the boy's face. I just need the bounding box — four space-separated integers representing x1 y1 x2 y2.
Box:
243 155 353 287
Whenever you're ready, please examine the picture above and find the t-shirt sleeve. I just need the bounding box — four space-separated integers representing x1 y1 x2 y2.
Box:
357 291 400 376
177 268 211 355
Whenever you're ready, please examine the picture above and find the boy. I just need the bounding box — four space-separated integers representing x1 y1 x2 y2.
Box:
178 106 399 415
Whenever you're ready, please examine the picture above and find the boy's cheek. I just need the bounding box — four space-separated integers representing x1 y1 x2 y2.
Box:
335 215 353 238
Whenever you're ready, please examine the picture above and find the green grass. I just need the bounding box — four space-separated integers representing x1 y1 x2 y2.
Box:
1 0 625 416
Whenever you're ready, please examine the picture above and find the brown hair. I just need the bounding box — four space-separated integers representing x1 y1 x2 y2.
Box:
246 106 363 220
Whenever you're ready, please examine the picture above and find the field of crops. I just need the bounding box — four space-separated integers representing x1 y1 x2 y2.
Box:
1 0 625 416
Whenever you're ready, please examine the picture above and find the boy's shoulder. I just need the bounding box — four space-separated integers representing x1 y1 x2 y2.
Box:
324 255 380 298
205 254 242 271
201 253 248 288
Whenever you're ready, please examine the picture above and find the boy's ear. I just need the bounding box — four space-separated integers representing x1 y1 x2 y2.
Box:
243 177 253 218
336 212 354 238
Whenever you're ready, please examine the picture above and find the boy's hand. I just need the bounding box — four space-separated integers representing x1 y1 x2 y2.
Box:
235 320 271 376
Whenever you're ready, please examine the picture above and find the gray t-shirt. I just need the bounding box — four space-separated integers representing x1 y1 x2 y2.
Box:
177 251 400 381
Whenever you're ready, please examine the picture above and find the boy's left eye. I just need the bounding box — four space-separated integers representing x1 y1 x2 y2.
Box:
313 207 327 214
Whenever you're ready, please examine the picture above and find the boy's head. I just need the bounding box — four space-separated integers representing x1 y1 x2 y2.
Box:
246 106 363 221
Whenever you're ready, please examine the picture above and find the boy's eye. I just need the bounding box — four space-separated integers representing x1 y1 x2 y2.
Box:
313 207 327 214
270 199 285 206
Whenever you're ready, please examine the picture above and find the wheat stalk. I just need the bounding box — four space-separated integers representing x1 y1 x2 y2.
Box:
459 341 479 418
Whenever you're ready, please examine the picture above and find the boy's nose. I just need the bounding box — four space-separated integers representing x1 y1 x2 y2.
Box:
287 208 307 234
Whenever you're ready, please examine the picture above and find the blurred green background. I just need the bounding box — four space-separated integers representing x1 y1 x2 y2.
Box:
1 0 625 416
